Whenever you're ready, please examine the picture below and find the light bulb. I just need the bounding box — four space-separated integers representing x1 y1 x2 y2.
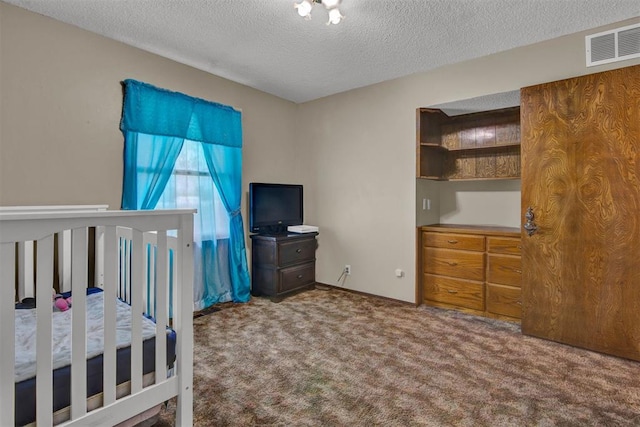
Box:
294 0 313 19
327 7 343 25
321 0 341 9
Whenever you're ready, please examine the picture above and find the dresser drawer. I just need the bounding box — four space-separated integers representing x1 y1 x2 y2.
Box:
487 237 521 255
487 254 521 287
423 247 485 281
486 283 522 318
423 232 485 251
279 262 315 293
278 238 317 267
423 274 484 311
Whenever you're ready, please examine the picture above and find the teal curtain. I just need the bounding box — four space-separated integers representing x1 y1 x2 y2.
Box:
121 132 184 210
120 79 250 307
201 143 251 303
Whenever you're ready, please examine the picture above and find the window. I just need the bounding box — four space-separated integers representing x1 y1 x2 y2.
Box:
155 139 229 240
120 79 251 307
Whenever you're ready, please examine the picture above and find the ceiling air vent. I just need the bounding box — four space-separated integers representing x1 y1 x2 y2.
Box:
586 22 640 67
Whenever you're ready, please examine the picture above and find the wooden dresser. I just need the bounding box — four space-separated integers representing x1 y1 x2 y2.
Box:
250 232 318 301
419 224 522 321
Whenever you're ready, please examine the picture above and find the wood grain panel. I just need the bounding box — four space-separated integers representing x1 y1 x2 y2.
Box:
475 117 496 147
417 108 447 177
495 146 521 177
457 152 476 178
495 112 520 145
423 247 485 281
521 65 640 361
418 108 447 145
441 123 460 150
475 152 497 178
423 232 485 251
487 254 521 287
423 274 484 310
419 146 445 178
486 284 522 318
460 125 476 148
487 237 521 255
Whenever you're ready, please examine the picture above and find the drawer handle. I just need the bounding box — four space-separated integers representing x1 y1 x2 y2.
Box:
513 269 522 274
517 245 522 249
516 300 522 305
447 289 458 294
447 261 458 266
296 249 302 253
447 240 458 244
297 274 304 279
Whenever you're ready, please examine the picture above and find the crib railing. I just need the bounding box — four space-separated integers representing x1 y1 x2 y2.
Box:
94 227 179 321
0 205 108 301
0 209 194 426
6 205 177 322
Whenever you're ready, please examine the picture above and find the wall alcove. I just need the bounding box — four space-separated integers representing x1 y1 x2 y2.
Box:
415 90 522 229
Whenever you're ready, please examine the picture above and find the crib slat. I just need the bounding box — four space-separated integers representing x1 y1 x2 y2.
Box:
130 229 144 393
145 233 156 318
140 232 151 318
0 243 16 427
59 229 72 292
155 231 168 384
103 226 118 405
94 226 105 288
70 228 88 419
168 236 178 325
119 235 128 303
17 240 34 300
36 235 54 427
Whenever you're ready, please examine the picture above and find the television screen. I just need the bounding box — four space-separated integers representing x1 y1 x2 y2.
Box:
249 183 303 234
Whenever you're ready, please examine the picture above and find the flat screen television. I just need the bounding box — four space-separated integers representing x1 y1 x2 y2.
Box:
249 183 303 234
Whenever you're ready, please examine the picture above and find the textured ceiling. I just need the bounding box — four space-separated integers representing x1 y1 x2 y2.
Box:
4 0 640 103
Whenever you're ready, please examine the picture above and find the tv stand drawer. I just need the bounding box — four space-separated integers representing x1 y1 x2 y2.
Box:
279 262 315 293
278 238 317 266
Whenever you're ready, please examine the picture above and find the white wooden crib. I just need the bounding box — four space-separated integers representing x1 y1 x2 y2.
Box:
0 208 194 426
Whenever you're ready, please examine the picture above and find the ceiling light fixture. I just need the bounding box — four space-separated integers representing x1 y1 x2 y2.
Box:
294 0 344 25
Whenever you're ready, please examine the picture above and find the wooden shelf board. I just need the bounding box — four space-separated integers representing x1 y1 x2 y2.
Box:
418 176 447 180
447 142 521 152
418 176 520 181
420 143 447 149
446 176 521 181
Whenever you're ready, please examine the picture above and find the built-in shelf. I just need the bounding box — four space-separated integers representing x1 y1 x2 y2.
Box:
416 106 521 180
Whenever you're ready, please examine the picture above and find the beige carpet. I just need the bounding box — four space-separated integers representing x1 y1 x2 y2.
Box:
156 287 640 426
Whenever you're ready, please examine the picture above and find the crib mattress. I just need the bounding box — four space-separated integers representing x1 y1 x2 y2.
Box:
14 290 176 426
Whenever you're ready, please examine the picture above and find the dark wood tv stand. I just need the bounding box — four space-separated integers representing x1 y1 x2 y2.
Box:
250 232 318 301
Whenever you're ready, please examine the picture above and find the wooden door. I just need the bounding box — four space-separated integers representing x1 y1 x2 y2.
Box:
520 65 640 361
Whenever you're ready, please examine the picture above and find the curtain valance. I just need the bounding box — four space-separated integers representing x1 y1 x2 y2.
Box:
120 79 242 148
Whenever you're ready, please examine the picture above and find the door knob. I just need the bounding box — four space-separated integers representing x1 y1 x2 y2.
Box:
523 206 538 236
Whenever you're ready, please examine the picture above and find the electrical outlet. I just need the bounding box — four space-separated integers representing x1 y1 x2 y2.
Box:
345 264 351 275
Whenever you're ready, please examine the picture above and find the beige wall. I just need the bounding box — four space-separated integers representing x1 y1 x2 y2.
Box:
0 3 299 212
1 3 638 303
299 17 640 302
